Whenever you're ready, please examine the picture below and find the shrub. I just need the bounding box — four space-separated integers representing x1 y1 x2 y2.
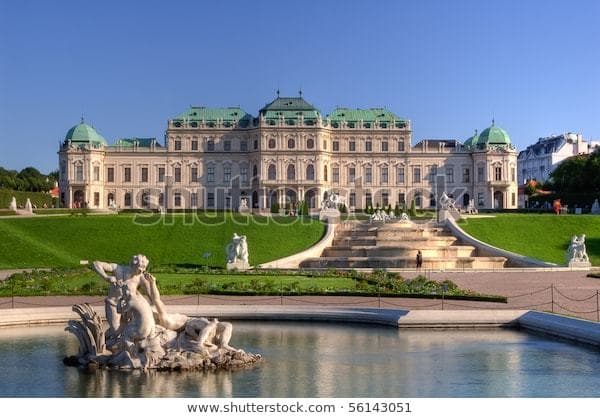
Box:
270 202 280 214
409 199 417 217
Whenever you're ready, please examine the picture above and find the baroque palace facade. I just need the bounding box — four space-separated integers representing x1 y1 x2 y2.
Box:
58 95 518 211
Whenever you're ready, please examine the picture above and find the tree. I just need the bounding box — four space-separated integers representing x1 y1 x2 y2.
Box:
409 199 417 217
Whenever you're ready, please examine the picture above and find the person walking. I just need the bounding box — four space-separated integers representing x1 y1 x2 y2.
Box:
416 250 423 270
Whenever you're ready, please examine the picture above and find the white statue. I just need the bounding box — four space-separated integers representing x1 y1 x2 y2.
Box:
225 233 250 270
24 198 33 214
239 197 248 209
369 209 389 223
108 198 118 211
467 198 478 214
567 234 589 264
65 254 260 371
9 196 17 211
321 190 340 210
439 192 456 211
591 199 600 215
399 212 411 223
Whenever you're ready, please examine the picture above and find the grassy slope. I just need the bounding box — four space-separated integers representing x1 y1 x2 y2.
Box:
0 189 54 208
460 214 600 265
0 214 325 268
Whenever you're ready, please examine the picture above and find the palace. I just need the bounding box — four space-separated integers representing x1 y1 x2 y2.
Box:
58 95 518 211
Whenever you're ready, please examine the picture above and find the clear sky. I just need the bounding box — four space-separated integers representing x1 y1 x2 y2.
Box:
1 0 598 173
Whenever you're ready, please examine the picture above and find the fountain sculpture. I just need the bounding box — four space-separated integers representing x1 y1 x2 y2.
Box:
64 254 261 371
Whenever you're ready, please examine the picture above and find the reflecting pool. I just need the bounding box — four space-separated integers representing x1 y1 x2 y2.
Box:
0 321 599 397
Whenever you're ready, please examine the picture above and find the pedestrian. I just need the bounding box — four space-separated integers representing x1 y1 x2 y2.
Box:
416 250 423 269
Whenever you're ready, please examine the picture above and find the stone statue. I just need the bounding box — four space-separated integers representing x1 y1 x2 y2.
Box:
225 233 250 270
24 198 33 214
567 234 590 266
591 199 600 215
399 212 411 223
321 190 340 210
369 209 390 224
65 254 260 371
439 192 456 211
240 197 248 209
9 197 17 211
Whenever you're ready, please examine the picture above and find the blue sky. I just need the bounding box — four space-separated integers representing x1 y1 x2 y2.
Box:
1 0 599 173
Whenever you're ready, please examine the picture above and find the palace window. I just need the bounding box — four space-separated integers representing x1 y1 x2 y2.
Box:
241 167 248 183
124 192 132 207
333 167 339 183
207 167 215 183
207 192 215 208
224 167 231 183
94 192 100 207
224 140 231 151
463 168 470 183
287 138 295 149
124 167 131 183
413 167 421 184
240 140 248 152
75 165 84 182
107 167 114 183
396 166 405 184
495 166 502 181
349 192 356 207
348 167 356 183
174 140 181 151
333 141 339 151
512 167 516 182
398 141 405 152
365 141 372 151
158 167 165 183
381 141 388 152
477 166 484 182
398 193 406 204
191 193 198 207
268 138 276 149
141 167 148 183
306 164 315 180
365 192 372 207
93 166 100 182
380 167 389 184
174 192 182 207
382 192 389 206
307 138 314 149
191 167 198 183
287 164 295 180
191 140 198 151
349 141 356 151
207 139 215 151
254 139 258 150
253 164 258 177
427 165 437 182
268 164 276 180
446 167 454 183
174 167 181 183
159 193 164 207
324 165 328 181
477 192 485 207
365 166 372 184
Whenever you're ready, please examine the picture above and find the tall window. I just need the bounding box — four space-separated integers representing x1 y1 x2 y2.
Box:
124 167 131 182
306 164 315 180
268 164 276 180
349 192 356 207
253 164 258 178
224 140 231 151
365 166 372 184
413 167 421 184
141 167 148 183
396 166 405 184
174 140 181 151
191 140 198 151
107 167 114 183
477 166 484 182
512 193 516 206
324 165 328 181
333 167 339 183
207 167 215 183
348 167 356 183
463 168 470 183
268 138 276 149
253 139 258 150
427 165 437 182
398 141 405 152
382 192 389 206
159 193 164 207
240 167 248 183
191 193 198 207
224 167 231 183
287 138 295 149
333 141 339 151
158 167 165 183
207 192 215 208
398 193 406 204
349 141 356 151
495 166 502 181
287 164 295 180
307 138 314 149
365 141 372 151
240 140 248 151
381 141 388 152
380 167 388 184
174 192 182 207
94 192 100 207
207 139 215 151
124 192 132 207
365 192 372 207
446 167 454 183
93 166 100 182
174 167 181 183
512 167 516 182
191 167 198 182
75 165 83 182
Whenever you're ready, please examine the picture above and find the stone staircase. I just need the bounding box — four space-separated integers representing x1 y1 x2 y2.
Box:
300 220 506 270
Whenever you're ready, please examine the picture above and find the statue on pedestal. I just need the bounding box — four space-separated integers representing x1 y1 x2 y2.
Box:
591 199 600 215
566 234 591 268
9 197 17 211
64 254 260 371
225 233 250 270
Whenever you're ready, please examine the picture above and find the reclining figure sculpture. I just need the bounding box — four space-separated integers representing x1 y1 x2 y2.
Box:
64 254 261 371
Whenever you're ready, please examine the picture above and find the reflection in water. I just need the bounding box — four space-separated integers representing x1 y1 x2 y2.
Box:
0 322 599 397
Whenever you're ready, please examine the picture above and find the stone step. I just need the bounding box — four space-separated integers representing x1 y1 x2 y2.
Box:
375 236 458 247
335 230 378 238
376 229 452 239
300 256 507 270
322 245 476 258
332 238 377 246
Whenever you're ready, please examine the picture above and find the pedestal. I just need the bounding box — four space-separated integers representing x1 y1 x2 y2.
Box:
226 261 251 271
568 260 591 270
319 208 341 223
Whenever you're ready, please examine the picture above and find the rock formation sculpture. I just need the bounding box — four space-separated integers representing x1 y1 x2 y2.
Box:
65 254 260 371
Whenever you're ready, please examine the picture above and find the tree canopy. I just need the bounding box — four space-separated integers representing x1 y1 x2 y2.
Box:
0 166 56 192
547 149 600 205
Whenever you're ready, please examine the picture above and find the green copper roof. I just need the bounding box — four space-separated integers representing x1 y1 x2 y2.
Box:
113 137 160 147
463 130 479 148
260 96 321 120
477 122 511 146
64 122 107 145
172 106 253 123
327 108 407 124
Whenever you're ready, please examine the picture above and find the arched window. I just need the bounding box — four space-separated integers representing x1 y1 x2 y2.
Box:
268 138 276 149
268 164 276 180
124 192 132 207
287 164 296 180
307 138 314 149
306 164 315 180
287 138 295 149
253 164 258 177
324 165 328 182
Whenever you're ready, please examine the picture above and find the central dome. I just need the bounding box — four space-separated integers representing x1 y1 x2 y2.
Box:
64 121 107 146
477 122 511 147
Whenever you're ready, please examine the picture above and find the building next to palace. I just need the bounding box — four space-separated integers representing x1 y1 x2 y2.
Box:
58 95 518 211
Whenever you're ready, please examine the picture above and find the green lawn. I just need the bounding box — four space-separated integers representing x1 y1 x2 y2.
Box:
460 214 600 265
0 213 325 268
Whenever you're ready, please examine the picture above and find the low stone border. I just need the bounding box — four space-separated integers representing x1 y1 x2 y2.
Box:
2 305 599 347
